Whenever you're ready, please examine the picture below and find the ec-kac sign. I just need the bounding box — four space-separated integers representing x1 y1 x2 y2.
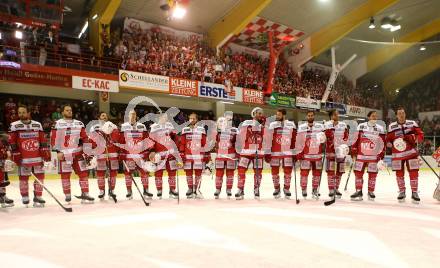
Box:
72 76 119 92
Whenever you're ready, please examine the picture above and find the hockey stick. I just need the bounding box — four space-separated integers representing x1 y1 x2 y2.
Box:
344 158 355 191
104 144 117 203
31 172 72 212
122 160 150 207
317 142 326 194
176 166 180 205
324 158 337 206
293 160 300 204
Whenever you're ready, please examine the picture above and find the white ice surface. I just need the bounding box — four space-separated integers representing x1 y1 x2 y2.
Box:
1 170 439 268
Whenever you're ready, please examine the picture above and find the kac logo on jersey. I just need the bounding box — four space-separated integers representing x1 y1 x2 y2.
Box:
22 140 40 152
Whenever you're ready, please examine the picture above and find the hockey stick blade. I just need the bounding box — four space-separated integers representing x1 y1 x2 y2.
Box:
31 172 73 212
0 181 10 187
324 198 336 206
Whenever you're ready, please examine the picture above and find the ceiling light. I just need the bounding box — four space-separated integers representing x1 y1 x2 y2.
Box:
92 14 98 20
172 5 187 19
15 30 23 39
0 32 2 40
78 20 89 38
369 17 375 29
395 88 400 93
420 44 426 51
381 17 392 29
390 25 401 32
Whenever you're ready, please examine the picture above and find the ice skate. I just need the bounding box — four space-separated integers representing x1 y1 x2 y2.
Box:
157 190 163 200
226 189 232 199
22 196 30 207
397 191 406 203
411 192 420 204
312 189 320 200
283 188 292 199
302 189 307 199
77 192 94 204
0 194 14 208
254 188 260 200
108 190 117 202
33 196 46 208
335 189 342 199
273 189 281 199
169 190 179 199
350 190 363 201
368 192 376 201
65 194 72 203
214 189 221 199
194 188 204 199
143 188 153 199
126 190 133 200
186 188 194 199
98 190 105 200
235 189 244 200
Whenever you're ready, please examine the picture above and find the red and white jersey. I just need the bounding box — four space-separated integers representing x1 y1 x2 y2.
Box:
297 122 325 161
324 120 349 159
149 122 179 160
216 127 238 160
51 119 88 158
119 122 151 160
267 120 296 158
387 120 424 160
352 122 386 162
237 120 265 157
9 120 49 166
179 125 207 161
88 123 120 161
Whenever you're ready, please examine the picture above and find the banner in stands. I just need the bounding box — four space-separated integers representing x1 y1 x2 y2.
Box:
347 105 366 117
198 82 236 101
169 78 198 97
295 96 320 110
242 88 264 104
268 92 296 108
0 67 71 87
226 43 270 59
124 17 202 40
73 76 119 92
119 70 169 92
322 102 347 115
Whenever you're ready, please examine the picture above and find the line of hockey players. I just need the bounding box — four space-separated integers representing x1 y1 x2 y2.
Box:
0 103 429 209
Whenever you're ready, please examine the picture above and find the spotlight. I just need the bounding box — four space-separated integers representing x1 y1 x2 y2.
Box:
172 5 187 19
381 17 392 29
15 30 23 39
92 14 98 20
420 44 426 51
369 17 375 29
390 24 401 32
395 88 400 93
78 21 89 38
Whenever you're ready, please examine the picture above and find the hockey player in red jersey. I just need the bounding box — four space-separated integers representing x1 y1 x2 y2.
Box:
213 114 237 199
0 137 14 208
179 113 207 199
350 111 386 201
51 105 94 203
9 105 50 207
265 109 296 199
119 110 153 199
87 112 119 201
387 107 424 203
235 107 266 200
148 113 180 199
324 109 349 199
297 111 326 200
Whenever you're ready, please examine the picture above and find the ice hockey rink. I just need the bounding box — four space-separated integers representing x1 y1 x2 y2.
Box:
1 168 439 268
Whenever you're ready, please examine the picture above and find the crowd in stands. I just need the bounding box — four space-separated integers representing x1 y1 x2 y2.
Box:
0 22 119 74
1 18 388 110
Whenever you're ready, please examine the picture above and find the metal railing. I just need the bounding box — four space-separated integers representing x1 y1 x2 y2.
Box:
0 44 121 74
